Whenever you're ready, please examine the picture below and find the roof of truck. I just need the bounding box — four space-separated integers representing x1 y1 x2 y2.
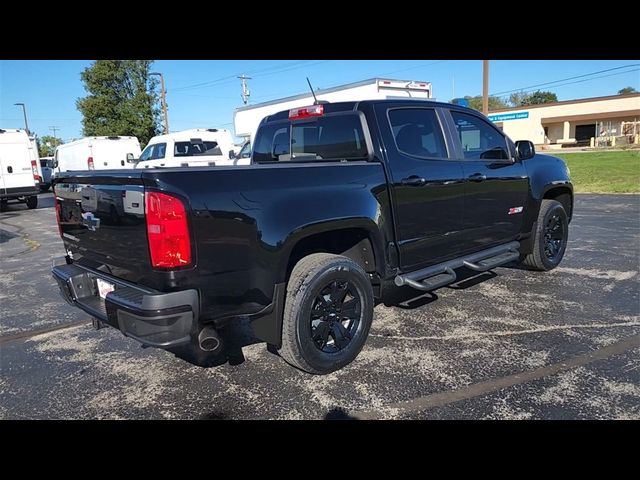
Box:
261 99 478 124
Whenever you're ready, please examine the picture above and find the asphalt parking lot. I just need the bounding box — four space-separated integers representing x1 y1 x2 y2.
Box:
1 192 638 419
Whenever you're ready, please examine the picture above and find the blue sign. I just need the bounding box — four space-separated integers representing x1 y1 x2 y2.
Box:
488 111 529 122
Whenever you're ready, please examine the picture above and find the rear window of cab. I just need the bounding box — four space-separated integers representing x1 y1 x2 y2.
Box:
253 112 370 163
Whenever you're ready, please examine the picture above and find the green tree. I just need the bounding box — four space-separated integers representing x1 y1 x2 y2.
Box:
37 135 63 156
521 90 558 105
509 91 530 107
76 60 160 147
462 95 509 112
618 86 638 95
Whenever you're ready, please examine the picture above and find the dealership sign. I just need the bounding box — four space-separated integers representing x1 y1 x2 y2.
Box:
488 111 529 122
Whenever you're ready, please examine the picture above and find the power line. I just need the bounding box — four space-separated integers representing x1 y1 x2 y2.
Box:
171 61 319 92
491 63 640 96
493 68 640 100
379 60 449 76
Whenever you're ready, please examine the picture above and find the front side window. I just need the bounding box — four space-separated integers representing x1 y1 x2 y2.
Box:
238 142 251 159
388 108 448 159
139 142 166 161
451 111 510 160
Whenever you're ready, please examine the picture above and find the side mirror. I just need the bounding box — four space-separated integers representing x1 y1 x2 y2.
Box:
52 160 59 169
229 150 236 160
126 153 136 163
515 140 535 160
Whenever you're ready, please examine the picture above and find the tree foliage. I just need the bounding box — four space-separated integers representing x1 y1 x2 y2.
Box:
520 90 558 105
37 135 63 157
76 60 160 147
463 95 509 112
509 91 531 107
618 86 637 95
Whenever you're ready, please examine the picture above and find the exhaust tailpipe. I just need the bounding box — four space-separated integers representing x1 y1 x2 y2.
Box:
198 325 222 353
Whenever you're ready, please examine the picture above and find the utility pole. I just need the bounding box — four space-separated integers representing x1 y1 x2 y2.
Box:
482 60 489 116
238 75 251 105
14 103 30 134
49 126 60 138
150 72 169 134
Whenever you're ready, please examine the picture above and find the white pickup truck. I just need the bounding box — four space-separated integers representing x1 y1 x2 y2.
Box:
134 128 249 169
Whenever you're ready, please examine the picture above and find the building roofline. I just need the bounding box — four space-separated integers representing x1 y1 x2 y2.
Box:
489 93 640 113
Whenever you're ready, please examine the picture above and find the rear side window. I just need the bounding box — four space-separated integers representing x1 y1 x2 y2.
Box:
139 142 166 161
450 111 510 160
388 108 448 159
174 141 222 157
253 113 369 163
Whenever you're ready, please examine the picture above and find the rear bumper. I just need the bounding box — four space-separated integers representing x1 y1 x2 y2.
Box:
52 259 198 348
1 185 39 200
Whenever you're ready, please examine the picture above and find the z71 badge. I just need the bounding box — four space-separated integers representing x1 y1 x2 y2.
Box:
508 206 524 215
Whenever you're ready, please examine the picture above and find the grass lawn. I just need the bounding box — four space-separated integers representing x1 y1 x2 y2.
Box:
552 150 640 193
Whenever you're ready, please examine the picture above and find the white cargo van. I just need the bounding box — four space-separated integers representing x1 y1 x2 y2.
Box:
0 129 40 209
134 129 249 169
54 136 141 174
28 135 44 187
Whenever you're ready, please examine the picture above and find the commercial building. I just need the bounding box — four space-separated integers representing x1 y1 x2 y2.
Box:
488 93 640 149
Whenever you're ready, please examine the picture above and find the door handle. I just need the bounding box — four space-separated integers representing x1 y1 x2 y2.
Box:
401 175 427 187
468 173 487 182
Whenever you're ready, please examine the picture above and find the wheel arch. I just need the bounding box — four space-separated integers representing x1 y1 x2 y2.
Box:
282 219 384 283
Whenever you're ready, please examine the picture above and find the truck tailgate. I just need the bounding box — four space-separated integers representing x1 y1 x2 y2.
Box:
54 171 151 283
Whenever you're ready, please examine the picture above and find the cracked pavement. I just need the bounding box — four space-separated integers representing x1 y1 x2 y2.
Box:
0 193 638 419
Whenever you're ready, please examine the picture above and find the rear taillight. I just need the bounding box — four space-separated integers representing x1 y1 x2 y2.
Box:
87 157 95 170
31 160 39 182
54 197 63 238
145 191 192 268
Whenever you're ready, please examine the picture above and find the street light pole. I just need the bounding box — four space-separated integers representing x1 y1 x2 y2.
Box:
14 103 30 134
482 60 489 116
150 72 169 134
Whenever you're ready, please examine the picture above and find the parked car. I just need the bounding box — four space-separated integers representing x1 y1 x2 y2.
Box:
134 129 249 169
52 99 573 374
0 129 40 210
54 136 141 174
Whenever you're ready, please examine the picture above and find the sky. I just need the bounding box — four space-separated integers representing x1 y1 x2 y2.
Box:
1 60 638 142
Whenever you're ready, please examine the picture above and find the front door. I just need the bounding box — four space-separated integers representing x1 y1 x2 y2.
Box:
375 103 466 271
447 109 529 250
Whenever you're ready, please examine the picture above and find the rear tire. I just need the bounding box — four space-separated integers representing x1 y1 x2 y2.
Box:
523 199 568 271
26 196 38 209
279 253 374 375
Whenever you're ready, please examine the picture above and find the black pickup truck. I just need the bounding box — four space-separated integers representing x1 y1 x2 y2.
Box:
52 100 572 374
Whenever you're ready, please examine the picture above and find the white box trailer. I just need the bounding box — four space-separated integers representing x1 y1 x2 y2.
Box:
54 136 141 174
234 78 432 145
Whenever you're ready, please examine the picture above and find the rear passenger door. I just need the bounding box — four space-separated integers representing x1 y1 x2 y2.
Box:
446 109 529 249
375 104 467 271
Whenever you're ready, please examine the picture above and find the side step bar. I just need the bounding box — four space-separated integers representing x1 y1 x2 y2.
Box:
395 241 520 292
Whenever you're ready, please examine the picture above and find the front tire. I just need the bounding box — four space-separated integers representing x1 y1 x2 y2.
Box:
279 253 374 374
26 196 38 209
523 199 568 271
